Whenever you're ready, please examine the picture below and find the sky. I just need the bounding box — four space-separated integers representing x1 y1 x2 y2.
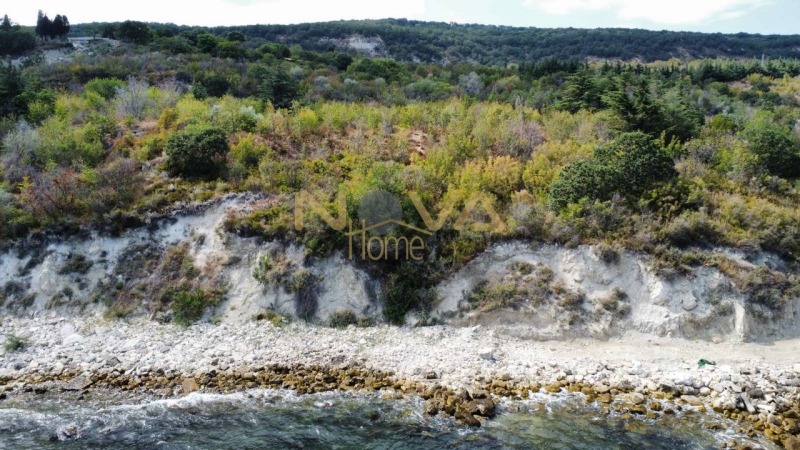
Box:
3 0 798 34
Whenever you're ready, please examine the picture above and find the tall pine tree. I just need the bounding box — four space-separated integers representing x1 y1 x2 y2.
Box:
557 68 602 113
35 11 52 41
52 15 66 39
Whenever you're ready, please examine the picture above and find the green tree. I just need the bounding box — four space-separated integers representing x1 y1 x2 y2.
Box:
116 21 152 45
549 159 619 210
740 120 800 179
35 11 51 41
194 74 230 98
603 78 664 136
50 15 70 39
0 16 35 56
603 77 701 143
259 43 291 59
217 40 246 59
83 77 126 100
0 64 24 116
557 69 601 112
226 31 246 42
194 33 218 54
252 65 302 109
165 127 230 179
347 58 408 83
549 132 676 209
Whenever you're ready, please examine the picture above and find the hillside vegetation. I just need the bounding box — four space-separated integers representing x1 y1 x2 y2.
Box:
69 19 800 64
1 22 800 323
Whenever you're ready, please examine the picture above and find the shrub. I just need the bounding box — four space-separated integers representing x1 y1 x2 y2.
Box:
467 279 529 312
58 253 93 275
26 100 54 124
594 242 619 264
596 287 630 317
197 74 230 98
0 185 33 239
88 158 144 217
292 270 319 321
115 77 152 120
19 167 88 225
740 120 800 179
739 267 800 310
383 263 436 325
210 98 261 134
32 116 105 168
231 134 270 169
292 108 320 135
549 159 618 210
1 120 39 183
405 79 452 101
252 252 295 286
84 78 125 100
4 333 27 352
169 287 221 327
165 126 229 179
329 310 358 328
287 268 316 293
104 301 137 319
347 58 408 84
254 309 290 326
459 72 484 96
549 132 675 209
708 114 738 132
661 211 719 248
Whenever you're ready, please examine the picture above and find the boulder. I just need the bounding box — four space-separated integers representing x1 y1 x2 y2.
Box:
181 378 199 394
464 398 496 418
784 436 800 450
62 376 92 391
455 405 481 427
625 393 646 405
55 424 80 441
63 334 84 346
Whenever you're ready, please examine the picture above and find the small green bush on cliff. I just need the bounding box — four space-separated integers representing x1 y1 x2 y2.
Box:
4 333 27 352
168 286 223 326
165 126 229 179
328 310 358 328
383 263 437 325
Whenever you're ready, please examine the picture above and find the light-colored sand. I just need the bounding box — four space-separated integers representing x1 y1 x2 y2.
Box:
1 317 798 395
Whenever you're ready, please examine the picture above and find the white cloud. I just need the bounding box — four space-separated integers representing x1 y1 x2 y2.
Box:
521 0 770 25
5 0 427 26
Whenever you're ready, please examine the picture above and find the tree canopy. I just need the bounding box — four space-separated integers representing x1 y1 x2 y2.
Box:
0 15 35 55
35 11 70 41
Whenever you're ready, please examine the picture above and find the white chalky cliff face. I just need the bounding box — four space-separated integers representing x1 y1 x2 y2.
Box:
430 242 800 342
0 194 797 342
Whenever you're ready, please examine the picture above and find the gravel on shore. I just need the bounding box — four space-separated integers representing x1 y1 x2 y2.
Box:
1 317 799 448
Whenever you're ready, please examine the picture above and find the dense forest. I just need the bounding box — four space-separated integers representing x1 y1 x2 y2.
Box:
2 18 800 323
68 18 800 64
0 15 35 55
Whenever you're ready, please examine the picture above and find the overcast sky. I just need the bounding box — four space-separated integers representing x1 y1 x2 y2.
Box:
3 0 798 34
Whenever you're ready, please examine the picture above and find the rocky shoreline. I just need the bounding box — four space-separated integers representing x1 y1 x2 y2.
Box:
1 317 799 449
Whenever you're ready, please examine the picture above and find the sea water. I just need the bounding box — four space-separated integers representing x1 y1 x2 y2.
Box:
0 389 772 449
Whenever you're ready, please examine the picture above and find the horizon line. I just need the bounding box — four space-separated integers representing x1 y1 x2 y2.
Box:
32 18 796 37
